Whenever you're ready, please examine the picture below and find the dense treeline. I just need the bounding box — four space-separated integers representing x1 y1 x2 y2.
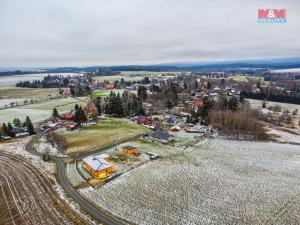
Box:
241 91 300 104
16 75 70 88
105 91 144 117
209 104 266 140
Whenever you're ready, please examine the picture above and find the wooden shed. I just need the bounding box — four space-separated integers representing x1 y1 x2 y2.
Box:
122 145 140 155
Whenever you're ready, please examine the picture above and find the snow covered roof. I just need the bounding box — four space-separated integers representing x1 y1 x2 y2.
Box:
83 154 112 171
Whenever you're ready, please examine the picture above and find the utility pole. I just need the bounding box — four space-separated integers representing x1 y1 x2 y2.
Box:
76 146 79 161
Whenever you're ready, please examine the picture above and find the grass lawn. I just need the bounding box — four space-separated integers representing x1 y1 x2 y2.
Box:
60 118 149 156
229 75 265 82
93 89 137 97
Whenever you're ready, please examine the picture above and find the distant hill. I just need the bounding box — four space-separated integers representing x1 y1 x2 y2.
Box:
1 57 300 75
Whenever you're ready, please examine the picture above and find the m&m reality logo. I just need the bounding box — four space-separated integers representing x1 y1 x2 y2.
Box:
258 9 286 23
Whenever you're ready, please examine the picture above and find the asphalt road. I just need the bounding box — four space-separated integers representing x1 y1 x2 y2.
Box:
25 136 125 225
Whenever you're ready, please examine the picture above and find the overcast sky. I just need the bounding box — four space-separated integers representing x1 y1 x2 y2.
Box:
0 0 299 67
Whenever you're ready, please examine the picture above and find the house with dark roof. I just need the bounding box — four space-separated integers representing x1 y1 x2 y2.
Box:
148 129 171 143
163 117 177 126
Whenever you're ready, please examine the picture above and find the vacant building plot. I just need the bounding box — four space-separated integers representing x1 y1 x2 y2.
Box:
59 118 149 155
80 139 300 225
0 153 88 225
0 97 84 123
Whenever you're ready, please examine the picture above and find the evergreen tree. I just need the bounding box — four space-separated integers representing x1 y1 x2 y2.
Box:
138 86 148 100
2 123 8 135
166 99 173 109
186 115 192 124
52 108 59 118
74 106 87 125
197 97 213 125
262 100 266 108
13 118 21 127
7 122 14 137
25 116 35 135
114 93 124 117
239 95 245 104
228 96 239 111
191 110 199 123
207 82 211 90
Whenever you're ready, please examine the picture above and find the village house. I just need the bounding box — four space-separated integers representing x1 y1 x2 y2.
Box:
122 145 140 155
61 88 70 95
83 153 113 178
15 132 30 138
105 82 114 89
184 124 207 133
163 116 177 126
61 113 74 120
148 129 171 143
171 126 181 132
137 116 154 126
66 122 77 131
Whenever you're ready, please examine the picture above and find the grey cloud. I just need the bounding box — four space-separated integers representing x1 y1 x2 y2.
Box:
0 0 299 67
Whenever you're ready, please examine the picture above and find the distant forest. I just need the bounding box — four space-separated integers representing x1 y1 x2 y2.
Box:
1 59 300 75
241 91 300 105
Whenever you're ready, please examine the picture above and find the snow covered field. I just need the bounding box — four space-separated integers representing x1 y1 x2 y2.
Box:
247 99 300 111
80 138 300 225
0 97 84 123
271 68 300 73
0 73 80 85
66 163 86 187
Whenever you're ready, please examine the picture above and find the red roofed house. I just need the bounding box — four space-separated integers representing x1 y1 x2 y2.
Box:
137 116 154 126
61 113 74 120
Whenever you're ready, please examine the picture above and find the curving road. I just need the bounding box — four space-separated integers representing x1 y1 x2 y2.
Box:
25 136 126 225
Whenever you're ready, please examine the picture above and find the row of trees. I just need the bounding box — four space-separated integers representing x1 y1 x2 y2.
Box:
1 116 35 138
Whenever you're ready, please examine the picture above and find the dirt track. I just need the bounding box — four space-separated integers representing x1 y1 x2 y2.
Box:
0 152 89 225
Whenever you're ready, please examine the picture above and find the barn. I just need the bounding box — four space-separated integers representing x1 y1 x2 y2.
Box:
83 153 113 178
